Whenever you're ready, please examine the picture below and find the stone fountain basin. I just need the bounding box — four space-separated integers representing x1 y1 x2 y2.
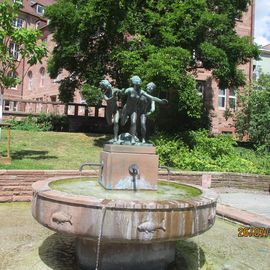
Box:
32 177 217 243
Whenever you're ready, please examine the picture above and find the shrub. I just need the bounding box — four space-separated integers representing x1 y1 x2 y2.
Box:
7 113 68 132
36 113 68 131
7 115 45 131
150 130 269 174
236 74 270 151
150 133 189 168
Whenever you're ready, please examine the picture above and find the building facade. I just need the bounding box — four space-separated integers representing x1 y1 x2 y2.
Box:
195 3 255 134
4 0 255 134
4 0 82 111
253 44 270 80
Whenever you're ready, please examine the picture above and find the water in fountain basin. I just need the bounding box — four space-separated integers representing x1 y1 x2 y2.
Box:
49 177 202 201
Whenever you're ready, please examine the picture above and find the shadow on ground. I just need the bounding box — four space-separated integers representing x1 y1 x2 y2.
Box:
39 233 78 270
170 240 206 270
11 150 58 160
39 233 206 270
84 133 112 148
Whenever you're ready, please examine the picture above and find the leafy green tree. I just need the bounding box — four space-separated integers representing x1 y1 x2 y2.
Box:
81 84 103 106
46 0 259 130
0 0 47 121
236 73 270 150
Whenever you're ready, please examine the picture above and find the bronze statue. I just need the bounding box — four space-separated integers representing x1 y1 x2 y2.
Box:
99 80 120 142
120 76 142 144
138 82 167 143
99 76 167 145
121 76 167 144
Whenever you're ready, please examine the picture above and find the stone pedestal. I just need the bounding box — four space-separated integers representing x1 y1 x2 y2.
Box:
76 239 176 270
99 144 158 190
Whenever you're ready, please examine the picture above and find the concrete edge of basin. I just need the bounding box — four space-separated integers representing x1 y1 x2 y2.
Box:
32 176 218 211
217 204 270 227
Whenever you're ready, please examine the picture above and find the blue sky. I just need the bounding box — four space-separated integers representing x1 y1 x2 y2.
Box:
255 0 270 45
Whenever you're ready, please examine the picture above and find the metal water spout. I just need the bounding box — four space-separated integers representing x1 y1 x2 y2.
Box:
128 164 139 191
159 166 171 180
79 162 103 172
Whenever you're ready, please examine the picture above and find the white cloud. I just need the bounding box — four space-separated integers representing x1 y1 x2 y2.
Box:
255 0 270 46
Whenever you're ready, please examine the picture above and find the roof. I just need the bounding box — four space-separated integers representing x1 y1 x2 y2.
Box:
19 0 55 20
262 44 270 50
29 0 55 7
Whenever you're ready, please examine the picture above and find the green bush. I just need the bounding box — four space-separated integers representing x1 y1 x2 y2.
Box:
187 130 236 158
150 130 270 174
236 74 270 151
7 113 68 132
7 115 46 131
36 113 68 131
81 84 103 106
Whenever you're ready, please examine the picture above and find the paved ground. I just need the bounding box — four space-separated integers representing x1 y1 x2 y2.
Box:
1 203 270 270
214 187 270 227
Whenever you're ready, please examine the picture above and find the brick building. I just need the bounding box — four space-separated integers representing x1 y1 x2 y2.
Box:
4 0 82 112
195 3 255 134
4 0 255 134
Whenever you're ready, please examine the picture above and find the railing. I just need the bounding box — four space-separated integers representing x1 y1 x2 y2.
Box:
3 98 106 118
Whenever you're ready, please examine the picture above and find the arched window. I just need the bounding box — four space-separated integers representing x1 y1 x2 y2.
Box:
28 71 33 90
40 67 45 87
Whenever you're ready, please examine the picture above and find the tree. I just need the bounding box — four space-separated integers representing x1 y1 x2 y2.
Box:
0 0 47 122
236 74 270 150
46 0 259 131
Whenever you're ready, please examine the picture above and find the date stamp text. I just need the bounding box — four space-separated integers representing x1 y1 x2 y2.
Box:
238 227 269 237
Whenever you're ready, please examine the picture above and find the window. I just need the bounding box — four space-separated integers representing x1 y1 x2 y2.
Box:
4 101 17 111
196 80 206 97
253 64 261 81
8 71 17 78
218 89 226 109
229 89 237 112
4 101 10 111
40 67 45 87
28 71 33 90
13 18 23 28
50 96 57 102
7 71 18 89
9 42 19 60
13 0 23 4
36 5 44 16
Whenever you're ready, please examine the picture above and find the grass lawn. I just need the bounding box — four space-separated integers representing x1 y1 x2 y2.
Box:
0 130 269 174
0 130 108 170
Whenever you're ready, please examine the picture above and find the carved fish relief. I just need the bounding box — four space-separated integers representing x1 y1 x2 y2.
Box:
51 211 72 225
137 219 166 234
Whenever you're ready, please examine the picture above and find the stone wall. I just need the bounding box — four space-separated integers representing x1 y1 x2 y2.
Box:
0 170 95 202
0 170 269 202
160 171 270 191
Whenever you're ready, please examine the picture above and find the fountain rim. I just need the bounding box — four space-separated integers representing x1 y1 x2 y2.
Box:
32 176 218 211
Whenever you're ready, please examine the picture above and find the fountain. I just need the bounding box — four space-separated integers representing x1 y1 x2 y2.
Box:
32 76 218 270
